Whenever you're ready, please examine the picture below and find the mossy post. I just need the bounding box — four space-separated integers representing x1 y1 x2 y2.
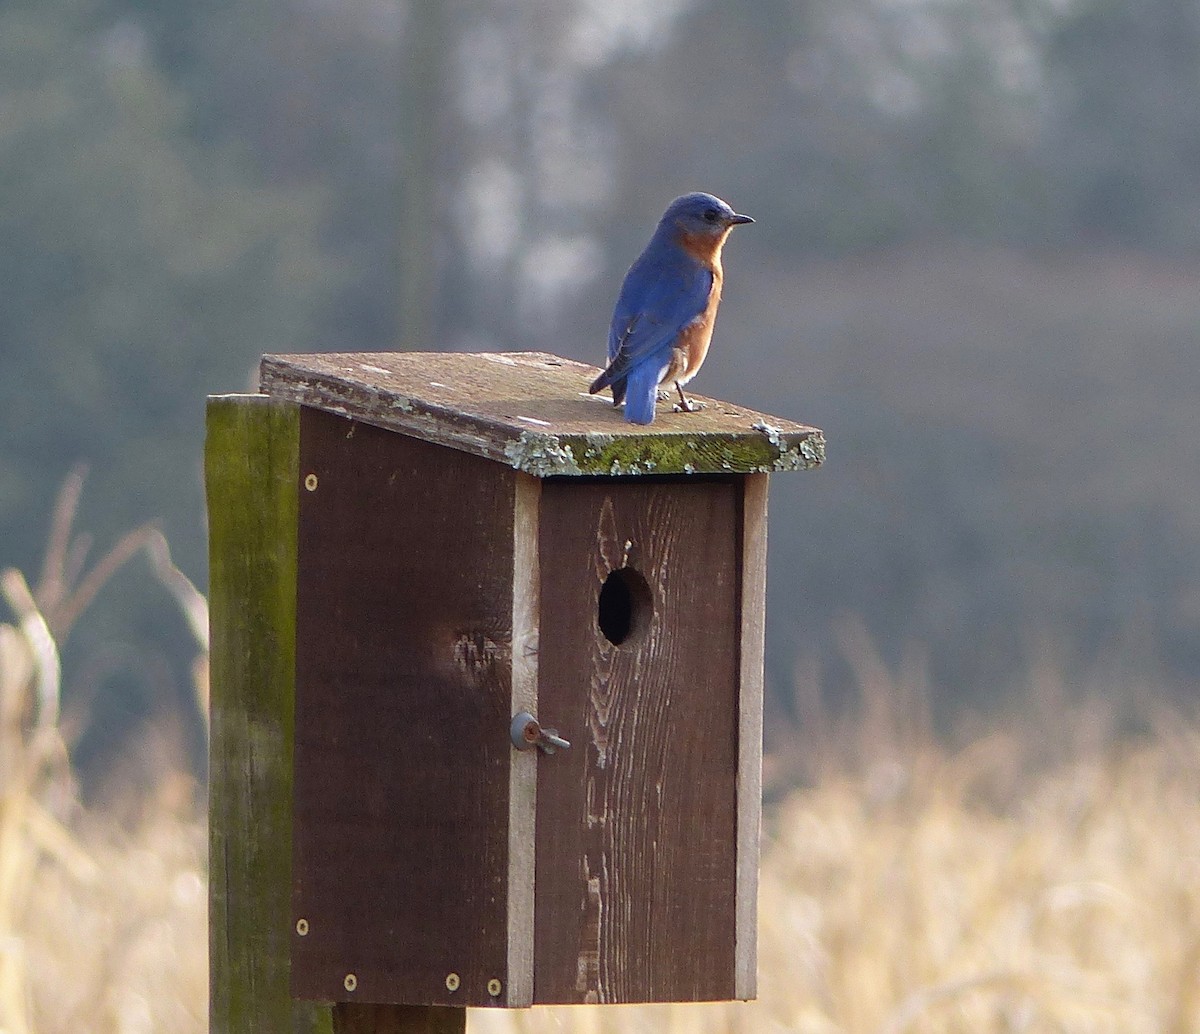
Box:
208 351 823 1029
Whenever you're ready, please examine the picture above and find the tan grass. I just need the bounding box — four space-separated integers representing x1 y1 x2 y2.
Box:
474 712 1200 1034
7 673 1200 1032
2 488 1199 1031
0 474 208 1034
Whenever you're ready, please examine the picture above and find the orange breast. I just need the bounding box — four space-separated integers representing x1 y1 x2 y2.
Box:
663 226 734 389
676 226 733 265
667 262 723 386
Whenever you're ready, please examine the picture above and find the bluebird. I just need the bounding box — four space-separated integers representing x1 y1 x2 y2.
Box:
588 192 754 424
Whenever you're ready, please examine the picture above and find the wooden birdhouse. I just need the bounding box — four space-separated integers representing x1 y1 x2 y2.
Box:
206 351 823 1030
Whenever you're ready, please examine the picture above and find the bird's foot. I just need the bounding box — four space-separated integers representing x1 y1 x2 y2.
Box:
656 389 671 402
672 382 705 413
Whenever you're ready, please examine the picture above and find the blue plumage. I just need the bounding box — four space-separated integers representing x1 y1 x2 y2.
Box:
589 192 753 424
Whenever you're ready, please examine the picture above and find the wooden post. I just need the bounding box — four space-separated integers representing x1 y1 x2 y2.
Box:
206 395 465 1034
332 1004 466 1033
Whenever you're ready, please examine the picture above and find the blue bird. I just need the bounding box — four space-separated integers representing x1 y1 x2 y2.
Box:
589 192 753 424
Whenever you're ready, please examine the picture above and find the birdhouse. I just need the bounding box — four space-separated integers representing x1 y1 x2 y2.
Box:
212 351 823 1020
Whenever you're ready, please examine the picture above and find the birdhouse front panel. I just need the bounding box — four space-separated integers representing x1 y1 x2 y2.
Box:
531 476 745 1004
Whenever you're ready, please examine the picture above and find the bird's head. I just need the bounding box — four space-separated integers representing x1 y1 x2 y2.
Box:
661 192 754 241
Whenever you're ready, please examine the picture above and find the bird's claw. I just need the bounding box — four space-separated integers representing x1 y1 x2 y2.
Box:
672 398 707 414
656 389 671 402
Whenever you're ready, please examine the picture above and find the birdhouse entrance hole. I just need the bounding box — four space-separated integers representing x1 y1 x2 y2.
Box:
597 567 653 646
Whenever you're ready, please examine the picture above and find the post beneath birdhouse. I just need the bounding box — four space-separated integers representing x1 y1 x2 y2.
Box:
332 1004 466 1033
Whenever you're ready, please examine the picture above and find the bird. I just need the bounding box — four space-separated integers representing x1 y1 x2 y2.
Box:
588 192 753 424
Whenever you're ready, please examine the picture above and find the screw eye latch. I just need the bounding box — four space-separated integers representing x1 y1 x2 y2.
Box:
510 711 570 754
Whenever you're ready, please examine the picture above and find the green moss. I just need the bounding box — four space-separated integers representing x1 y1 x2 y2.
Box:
206 395 334 1034
502 428 824 477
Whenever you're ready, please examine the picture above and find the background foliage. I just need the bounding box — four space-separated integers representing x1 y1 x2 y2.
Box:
2 0 1198 750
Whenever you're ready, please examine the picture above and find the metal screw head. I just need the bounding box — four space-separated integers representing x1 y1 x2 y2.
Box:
445 972 460 992
295 918 309 936
304 473 319 491
487 978 502 997
511 712 539 750
344 973 357 992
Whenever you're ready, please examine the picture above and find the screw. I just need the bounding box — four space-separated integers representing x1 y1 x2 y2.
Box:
487 978 502 997
445 972 460 992
344 973 357 992
510 711 571 754
295 918 309 936
539 729 571 752
304 473 319 491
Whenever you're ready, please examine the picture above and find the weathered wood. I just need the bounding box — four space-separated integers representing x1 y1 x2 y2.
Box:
260 351 824 477
532 477 742 1003
735 474 769 1000
332 1004 465 1034
290 407 519 1007
206 394 332 1034
506 473 541 1005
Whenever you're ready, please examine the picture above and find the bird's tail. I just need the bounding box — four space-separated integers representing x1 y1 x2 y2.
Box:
622 364 659 425
590 365 628 407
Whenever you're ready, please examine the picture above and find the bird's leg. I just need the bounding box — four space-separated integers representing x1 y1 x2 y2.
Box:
672 382 706 413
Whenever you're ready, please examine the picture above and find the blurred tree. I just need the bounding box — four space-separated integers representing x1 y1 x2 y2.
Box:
4 0 1199 744
0 0 333 742
98 0 405 347
1040 0 1200 249
398 1 447 351
599 0 1049 254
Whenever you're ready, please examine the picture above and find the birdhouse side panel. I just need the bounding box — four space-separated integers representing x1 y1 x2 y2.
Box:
291 408 517 1007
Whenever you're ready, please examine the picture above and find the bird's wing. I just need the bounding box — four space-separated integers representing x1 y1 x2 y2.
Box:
602 259 713 385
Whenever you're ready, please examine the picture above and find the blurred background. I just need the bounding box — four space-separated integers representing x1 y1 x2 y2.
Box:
2 0 1200 1029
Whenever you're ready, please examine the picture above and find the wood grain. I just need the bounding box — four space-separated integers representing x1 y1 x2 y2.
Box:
507 472 541 1005
533 477 742 1003
260 351 824 477
206 395 333 1034
735 474 769 1000
290 407 515 1008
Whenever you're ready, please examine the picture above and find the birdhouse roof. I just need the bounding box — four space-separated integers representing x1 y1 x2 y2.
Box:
259 351 824 478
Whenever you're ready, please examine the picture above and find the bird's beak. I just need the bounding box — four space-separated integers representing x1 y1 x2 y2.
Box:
727 212 754 226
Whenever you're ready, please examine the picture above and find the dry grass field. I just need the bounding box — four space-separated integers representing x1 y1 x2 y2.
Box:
3 468 1199 1033
3 586 1198 1034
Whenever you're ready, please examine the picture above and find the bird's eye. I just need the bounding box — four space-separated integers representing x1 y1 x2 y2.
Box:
703 208 719 223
